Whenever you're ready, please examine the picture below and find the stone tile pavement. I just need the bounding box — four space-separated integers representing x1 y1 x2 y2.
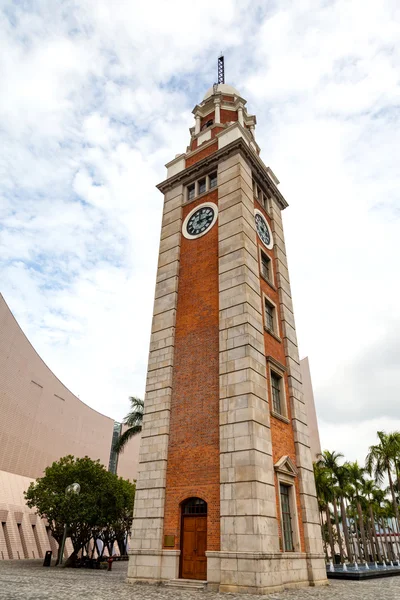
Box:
1 560 400 600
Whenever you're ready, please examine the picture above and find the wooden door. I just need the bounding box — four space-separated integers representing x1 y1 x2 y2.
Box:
181 516 207 580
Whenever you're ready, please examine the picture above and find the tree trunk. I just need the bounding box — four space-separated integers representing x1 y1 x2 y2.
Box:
320 509 328 562
332 497 344 563
326 505 335 561
340 496 352 562
365 514 377 562
117 538 126 556
353 513 362 562
380 518 391 562
62 551 78 568
369 506 382 562
356 500 368 562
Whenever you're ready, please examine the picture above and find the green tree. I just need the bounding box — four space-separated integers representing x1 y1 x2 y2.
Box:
113 396 144 455
25 455 135 566
97 477 135 556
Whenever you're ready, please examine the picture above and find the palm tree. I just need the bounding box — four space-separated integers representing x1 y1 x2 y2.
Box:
373 488 390 562
346 461 369 563
317 451 345 563
362 479 382 562
366 431 400 523
113 396 144 454
313 462 333 561
335 463 354 563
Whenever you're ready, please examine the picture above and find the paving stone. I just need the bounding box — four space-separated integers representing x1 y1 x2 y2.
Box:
0 560 399 600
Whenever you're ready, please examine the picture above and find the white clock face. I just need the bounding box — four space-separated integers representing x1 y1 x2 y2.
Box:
182 202 218 239
254 209 273 249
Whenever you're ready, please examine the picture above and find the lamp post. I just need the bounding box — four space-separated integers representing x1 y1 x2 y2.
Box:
58 483 80 566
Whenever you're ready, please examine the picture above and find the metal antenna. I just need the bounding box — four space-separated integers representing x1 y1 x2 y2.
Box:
218 55 225 84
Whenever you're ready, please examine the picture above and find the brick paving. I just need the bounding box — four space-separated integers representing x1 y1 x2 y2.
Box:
1 560 400 600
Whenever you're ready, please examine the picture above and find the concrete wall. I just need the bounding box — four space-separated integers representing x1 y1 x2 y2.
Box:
299 357 321 461
0 469 73 561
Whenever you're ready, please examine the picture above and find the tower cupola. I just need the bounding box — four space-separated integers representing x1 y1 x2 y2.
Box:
189 58 257 153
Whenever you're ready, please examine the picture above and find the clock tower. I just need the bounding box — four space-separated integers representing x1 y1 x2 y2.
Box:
127 68 327 594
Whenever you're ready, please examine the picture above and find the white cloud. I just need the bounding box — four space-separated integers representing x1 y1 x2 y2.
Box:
0 0 399 465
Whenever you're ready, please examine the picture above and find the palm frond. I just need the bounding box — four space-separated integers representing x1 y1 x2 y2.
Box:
113 425 142 454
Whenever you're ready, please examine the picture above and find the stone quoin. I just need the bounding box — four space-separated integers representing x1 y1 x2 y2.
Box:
127 74 328 594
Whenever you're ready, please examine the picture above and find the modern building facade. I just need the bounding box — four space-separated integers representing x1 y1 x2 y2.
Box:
300 357 322 461
127 80 327 593
0 293 140 560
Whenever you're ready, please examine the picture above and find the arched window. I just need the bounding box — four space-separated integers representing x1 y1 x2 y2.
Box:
201 119 214 131
182 497 207 515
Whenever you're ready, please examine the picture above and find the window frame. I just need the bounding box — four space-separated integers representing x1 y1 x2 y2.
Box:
275 456 301 553
198 178 206 195
252 176 271 214
185 171 218 204
187 183 195 202
209 172 217 189
262 293 280 339
259 247 274 286
271 371 282 415
267 357 288 422
280 483 294 552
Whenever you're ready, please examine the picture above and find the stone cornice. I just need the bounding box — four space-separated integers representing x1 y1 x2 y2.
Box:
157 138 289 211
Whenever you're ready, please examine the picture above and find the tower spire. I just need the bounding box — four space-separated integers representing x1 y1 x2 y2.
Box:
217 55 225 84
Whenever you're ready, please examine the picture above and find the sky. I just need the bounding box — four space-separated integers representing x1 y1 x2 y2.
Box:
1 0 399 466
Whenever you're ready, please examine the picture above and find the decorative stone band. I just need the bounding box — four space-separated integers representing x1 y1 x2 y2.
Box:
206 551 325 559
157 137 288 211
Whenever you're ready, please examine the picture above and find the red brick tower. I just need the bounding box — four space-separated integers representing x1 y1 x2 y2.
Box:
127 70 327 594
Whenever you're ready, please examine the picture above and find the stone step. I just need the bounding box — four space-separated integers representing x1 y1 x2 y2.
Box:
165 579 207 590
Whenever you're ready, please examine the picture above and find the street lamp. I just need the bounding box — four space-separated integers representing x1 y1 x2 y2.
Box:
58 483 80 566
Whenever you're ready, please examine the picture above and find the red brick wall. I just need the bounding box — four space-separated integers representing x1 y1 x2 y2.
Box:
220 109 238 124
255 201 305 552
200 111 215 128
186 142 218 168
163 189 220 553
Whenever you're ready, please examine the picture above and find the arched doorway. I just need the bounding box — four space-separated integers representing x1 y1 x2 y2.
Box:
180 498 207 581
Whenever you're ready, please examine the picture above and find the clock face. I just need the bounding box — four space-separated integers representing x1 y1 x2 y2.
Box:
254 210 273 249
183 203 218 239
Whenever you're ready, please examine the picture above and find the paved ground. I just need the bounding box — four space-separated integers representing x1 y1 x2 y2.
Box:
1 560 400 599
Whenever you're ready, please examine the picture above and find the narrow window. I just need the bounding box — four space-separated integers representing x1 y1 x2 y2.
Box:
264 299 275 332
209 172 217 189
198 178 206 195
280 484 294 551
260 251 271 281
271 372 282 415
187 183 195 202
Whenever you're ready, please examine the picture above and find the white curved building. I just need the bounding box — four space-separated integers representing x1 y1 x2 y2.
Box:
0 293 140 560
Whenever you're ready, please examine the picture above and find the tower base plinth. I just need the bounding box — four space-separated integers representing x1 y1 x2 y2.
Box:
127 549 328 595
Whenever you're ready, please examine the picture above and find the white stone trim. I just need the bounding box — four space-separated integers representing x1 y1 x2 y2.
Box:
182 202 218 240
198 128 212 146
166 157 185 179
254 209 273 250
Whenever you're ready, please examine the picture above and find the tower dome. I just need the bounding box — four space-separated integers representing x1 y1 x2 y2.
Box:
203 83 241 100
